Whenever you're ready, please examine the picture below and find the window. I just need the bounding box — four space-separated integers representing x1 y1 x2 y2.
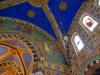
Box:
74 35 84 51
34 71 43 75
94 0 100 7
71 33 84 55
79 13 99 34
83 16 98 32
98 0 100 5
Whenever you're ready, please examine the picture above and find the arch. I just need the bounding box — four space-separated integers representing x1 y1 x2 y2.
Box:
0 62 23 75
0 33 34 75
79 12 99 34
0 16 57 44
0 16 68 74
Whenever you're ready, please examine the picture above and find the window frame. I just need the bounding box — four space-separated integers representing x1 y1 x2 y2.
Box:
79 12 99 35
71 32 84 55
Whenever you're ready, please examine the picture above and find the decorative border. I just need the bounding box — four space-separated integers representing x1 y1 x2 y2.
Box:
44 62 69 73
0 16 68 73
80 54 100 75
0 16 56 44
71 32 83 55
0 31 37 74
0 61 23 75
67 0 97 74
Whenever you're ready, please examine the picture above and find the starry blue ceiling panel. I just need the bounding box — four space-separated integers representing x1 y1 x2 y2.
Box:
48 0 84 33
0 2 57 38
0 0 85 39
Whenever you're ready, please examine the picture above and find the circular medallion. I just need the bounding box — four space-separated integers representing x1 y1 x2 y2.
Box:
28 10 35 18
59 2 67 11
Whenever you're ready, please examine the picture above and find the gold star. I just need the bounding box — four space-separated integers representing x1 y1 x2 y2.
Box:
27 10 35 18
59 2 67 11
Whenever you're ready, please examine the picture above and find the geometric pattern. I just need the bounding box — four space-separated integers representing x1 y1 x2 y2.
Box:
80 54 100 75
0 61 23 75
84 59 100 73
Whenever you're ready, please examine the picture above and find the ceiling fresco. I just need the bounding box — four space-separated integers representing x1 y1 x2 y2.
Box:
1 0 99 75
0 0 84 39
0 17 66 64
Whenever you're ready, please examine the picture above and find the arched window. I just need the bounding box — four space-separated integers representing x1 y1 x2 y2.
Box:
74 35 84 51
82 15 98 32
71 32 85 55
79 13 99 33
94 0 100 7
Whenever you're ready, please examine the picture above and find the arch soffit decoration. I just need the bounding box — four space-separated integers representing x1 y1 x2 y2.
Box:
0 16 69 74
0 32 34 75
0 16 60 66
0 16 57 44
0 16 67 66
80 53 100 75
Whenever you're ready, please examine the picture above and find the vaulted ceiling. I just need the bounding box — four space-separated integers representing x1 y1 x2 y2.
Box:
0 0 84 39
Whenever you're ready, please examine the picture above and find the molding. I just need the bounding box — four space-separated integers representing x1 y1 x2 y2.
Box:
0 0 27 9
